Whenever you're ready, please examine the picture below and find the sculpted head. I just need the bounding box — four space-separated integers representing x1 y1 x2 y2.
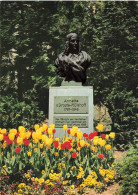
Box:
64 33 80 55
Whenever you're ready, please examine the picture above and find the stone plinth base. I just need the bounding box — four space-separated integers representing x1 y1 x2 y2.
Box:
49 85 93 138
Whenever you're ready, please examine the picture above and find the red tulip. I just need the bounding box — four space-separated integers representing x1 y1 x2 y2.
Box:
101 134 106 139
54 141 59 148
61 143 65 150
6 138 12 145
23 138 30 145
71 152 77 158
98 154 104 159
64 142 71 150
67 129 70 135
15 147 21 153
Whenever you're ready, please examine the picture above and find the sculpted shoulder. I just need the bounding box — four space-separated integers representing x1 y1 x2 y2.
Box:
81 51 91 62
55 52 65 65
57 52 66 60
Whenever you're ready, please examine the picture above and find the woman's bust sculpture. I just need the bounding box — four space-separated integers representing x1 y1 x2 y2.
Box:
55 33 91 84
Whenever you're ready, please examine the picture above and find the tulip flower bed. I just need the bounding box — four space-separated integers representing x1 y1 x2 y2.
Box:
0 124 116 194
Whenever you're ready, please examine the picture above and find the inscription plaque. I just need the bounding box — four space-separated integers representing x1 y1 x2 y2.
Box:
53 116 88 128
54 96 88 114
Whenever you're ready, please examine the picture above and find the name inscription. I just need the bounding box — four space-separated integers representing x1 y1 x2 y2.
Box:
54 96 88 114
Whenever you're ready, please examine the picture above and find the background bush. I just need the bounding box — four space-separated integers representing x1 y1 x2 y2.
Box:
0 1 137 145
116 146 138 195
0 94 45 130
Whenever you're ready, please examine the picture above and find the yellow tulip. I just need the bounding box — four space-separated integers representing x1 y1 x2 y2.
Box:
54 152 59 156
27 151 31 157
77 147 80 151
69 148 73 152
36 132 42 140
80 140 85 147
2 141 7 149
72 126 78 132
42 134 48 143
49 124 55 129
105 135 109 140
9 129 17 135
34 148 38 153
109 132 115 139
39 144 43 148
93 139 99 145
8 133 15 141
1 129 7 134
36 129 41 134
38 127 44 133
0 134 4 141
77 131 83 139
105 144 111 150
70 129 75 136
19 132 26 139
91 146 98 152
17 137 23 145
34 124 39 130
96 124 103 131
18 126 25 133
99 139 106 147
33 139 39 143
32 132 37 139
63 125 68 131
46 138 53 147
42 124 48 130
29 143 33 148
55 138 59 141
25 131 31 139
86 143 90 147
48 128 53 135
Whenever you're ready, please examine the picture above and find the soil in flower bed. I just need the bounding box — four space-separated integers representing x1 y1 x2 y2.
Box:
87 183 120 195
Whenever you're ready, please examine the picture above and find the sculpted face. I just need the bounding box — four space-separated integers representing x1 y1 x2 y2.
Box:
69 35 79 53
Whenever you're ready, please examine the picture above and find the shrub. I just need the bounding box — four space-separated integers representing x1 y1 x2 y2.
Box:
0 95 45 130
116 146 138 195
106 89 137 148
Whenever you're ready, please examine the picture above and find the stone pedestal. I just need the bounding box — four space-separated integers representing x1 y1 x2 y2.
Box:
49 85 93 137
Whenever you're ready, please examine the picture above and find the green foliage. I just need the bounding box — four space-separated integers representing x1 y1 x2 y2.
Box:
0 95 45 129
106 89 137 147
0 1 137 145
116 146 138 195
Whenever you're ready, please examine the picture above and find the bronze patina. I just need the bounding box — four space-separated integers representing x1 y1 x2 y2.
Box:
55 33 91 84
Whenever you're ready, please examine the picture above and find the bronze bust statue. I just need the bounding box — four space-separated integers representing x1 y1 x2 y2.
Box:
55 33 91 84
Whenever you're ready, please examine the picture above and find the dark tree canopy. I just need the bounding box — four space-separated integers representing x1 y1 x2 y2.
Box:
0 1 137 144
